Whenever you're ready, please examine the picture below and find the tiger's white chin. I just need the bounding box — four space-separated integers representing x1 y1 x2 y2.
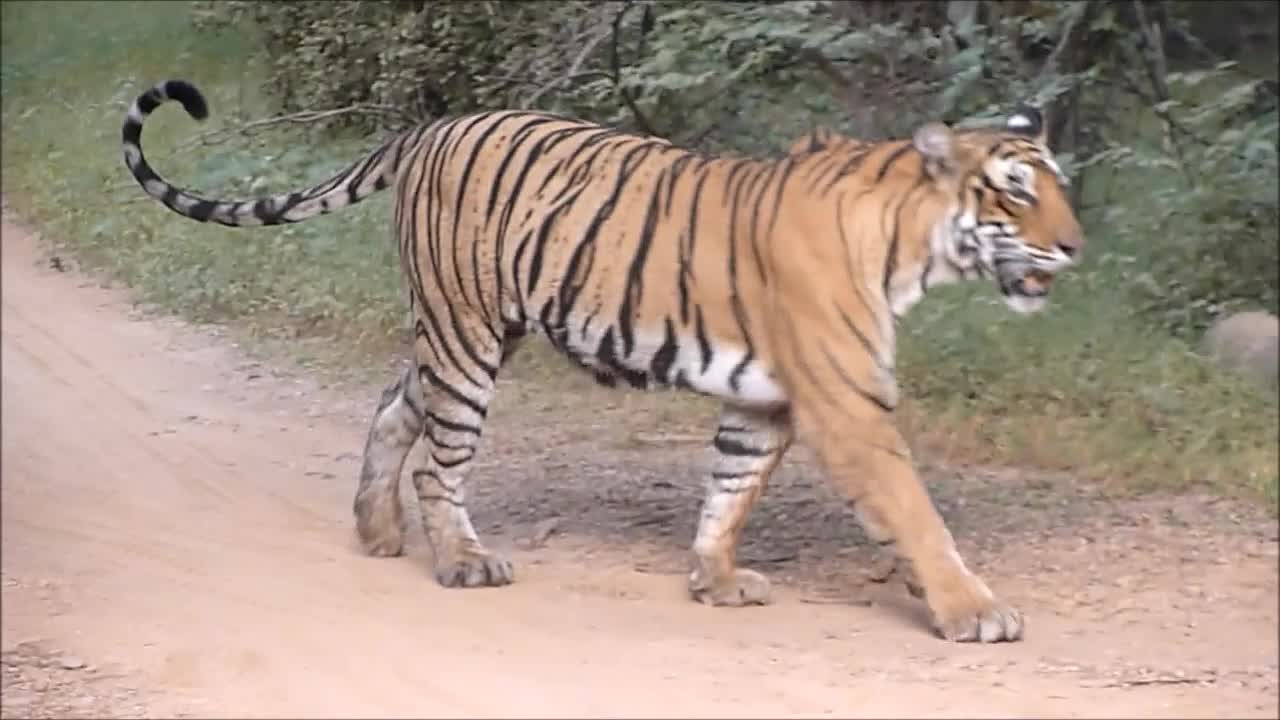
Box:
1003 293 1047 314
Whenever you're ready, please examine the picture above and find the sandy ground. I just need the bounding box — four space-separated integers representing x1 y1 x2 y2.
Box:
2 210 1277 719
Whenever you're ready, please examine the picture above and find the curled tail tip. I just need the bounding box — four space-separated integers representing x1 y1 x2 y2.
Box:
160 79 209 121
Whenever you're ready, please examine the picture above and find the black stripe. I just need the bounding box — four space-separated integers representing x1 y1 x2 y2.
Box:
835 305 887 373
424 430 475 452
445 292 499 382
649 317 679 383
423 409 482 436
402 135 437 315
676 227 695 326
510 228 536 323
534 128 621 195
713 435 774 457
710 471 756 486
723 161 757 394
493 117 579 291
873 144 913 184
438 114 494 316
418 363 486 417
676 157 713 326
516 135 622 308
448 114 510 328
424 117 472 289
762 158 799 244
817 146 875 195
432 449 476 469
744 163 774 284
881 175 929 300
556 142 660 329
523 195 580 300
121 119 142 147
727 294 755 394
694 306 713 373
136 91 161 115
663 155 694 217
414 319 450 371
834 192 887 345
417 282 484 389
619 170 665 356
818 341 895 412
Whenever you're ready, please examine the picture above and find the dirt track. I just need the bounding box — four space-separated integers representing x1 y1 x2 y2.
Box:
2 210 1278 719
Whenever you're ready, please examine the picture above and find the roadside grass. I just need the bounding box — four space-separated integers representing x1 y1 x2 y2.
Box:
3 1 1275 509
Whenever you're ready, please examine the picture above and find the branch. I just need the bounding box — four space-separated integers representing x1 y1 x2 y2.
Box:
523 28 613 110
1034 3 1096 150
1165 22 1225 65
1131 0 1171 101
1033 1 1089 88
610 1 658 137
175 104 413 152
1110 73 1258 167
1127 0 1190 182
802 49 878 133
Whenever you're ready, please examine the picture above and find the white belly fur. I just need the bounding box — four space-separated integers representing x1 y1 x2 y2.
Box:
561 318 788 406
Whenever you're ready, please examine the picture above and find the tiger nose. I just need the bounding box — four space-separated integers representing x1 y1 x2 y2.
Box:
1056 231 1086 260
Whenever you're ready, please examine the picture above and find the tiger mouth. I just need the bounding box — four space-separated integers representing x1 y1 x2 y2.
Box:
1014 269 1055 297
998 267 1055 298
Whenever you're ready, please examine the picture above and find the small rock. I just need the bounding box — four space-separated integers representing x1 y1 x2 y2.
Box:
58 655 86 670
1202 310 1279 390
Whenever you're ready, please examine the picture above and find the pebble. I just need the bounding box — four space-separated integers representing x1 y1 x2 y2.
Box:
58 655 86 670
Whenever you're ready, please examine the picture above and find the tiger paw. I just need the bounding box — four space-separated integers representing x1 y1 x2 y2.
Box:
353 498 405 557
688 567 772 606
433 549 515 588
932 597 1024 643
360 531 404 558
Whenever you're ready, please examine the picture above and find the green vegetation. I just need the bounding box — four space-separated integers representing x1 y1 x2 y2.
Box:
2 1 1275 507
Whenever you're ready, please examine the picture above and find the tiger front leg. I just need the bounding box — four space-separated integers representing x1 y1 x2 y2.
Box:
688 405 794 607
804 405 1023 643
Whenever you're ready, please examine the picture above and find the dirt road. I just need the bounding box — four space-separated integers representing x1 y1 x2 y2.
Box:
2 212 1277 719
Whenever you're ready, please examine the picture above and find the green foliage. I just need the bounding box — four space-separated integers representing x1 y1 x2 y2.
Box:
1093 67 1279 335
191 0 629 135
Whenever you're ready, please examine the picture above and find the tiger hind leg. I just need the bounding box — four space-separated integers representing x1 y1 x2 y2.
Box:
688 404 794 606
353 366 426 557
406 326 514 589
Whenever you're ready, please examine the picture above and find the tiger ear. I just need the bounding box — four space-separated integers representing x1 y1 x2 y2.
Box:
912 121 955 176
1006 105 1047 143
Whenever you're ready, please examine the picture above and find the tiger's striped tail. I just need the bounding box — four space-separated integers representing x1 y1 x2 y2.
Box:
121 79 408 228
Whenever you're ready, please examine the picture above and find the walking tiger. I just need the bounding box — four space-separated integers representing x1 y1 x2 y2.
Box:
122 80 1084 642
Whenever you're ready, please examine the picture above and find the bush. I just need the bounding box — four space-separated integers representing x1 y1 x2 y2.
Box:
191 1 633 136
1092 66 1279 336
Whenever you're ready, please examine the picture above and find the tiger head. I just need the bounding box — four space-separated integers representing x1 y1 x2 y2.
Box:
791 111 1085 315
909 108 1085 314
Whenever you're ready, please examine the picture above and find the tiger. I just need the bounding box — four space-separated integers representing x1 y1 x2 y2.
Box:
121 79 1085 643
